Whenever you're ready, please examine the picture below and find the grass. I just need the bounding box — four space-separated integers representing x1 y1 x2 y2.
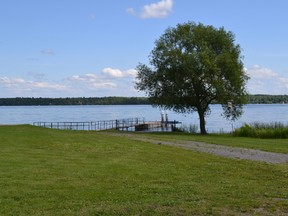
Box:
132 131 288 154
0 125 288 215
233 122 288 139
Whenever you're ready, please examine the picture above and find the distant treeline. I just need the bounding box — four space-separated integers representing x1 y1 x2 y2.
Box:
0 97 150 106
247 95 288 104
0 95 287 106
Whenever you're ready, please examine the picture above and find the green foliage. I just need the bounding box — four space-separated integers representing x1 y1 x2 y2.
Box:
248 94 288 104
0 97 150 106
233 124 255 137
234 122 288 139
0 125 288 215
136 21 249 134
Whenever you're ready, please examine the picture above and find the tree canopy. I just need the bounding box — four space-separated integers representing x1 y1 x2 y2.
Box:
136 22 249 134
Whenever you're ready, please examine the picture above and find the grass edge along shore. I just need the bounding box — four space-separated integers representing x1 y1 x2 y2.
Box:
0 125 287 215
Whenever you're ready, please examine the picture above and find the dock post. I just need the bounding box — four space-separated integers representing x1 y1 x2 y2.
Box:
161 112 164 128
165 112 168 128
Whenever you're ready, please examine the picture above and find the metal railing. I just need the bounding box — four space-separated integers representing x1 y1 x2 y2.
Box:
33 117 145 131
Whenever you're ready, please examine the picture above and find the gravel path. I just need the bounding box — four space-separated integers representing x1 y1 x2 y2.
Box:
136 138 288 164
109 133 288 164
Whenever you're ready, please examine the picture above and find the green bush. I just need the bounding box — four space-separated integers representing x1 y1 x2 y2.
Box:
233 124 255 137
233 122 288 139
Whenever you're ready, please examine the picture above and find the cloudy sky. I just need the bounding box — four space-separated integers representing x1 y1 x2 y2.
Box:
1 0 288 98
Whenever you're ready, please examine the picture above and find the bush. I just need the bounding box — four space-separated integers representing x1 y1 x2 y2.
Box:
233 122 288 139
233 124 255 137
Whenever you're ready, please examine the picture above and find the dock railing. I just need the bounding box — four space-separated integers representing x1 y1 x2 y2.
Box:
33 117 145 131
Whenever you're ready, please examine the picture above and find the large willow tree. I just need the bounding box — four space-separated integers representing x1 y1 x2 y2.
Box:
136 22 249 134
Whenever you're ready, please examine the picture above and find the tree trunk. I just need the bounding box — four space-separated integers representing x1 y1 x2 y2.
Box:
198 111 207 134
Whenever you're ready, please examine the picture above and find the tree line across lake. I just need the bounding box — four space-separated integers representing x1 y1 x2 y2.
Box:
0 97 150 106
0 95 287 106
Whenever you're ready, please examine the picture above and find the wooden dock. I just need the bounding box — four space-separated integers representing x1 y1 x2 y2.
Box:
33 118 145 131
135 121 161 131
135 120 181 131
33 116 181 132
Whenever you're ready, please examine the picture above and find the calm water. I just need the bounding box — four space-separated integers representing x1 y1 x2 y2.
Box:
0 104 287 132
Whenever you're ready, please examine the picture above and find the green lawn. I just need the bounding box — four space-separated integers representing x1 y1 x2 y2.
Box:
0 125 288 215
133 132 288 154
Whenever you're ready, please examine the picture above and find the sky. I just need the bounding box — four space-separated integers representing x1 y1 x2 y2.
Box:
1 0 288 98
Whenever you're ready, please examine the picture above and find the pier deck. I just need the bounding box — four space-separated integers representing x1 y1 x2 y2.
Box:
33 117 181 132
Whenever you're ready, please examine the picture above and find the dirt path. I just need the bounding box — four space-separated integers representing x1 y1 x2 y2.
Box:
137 138 288 164
109 133 288 164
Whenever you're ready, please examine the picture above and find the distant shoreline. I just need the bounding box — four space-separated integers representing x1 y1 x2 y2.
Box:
0 97 150 106
0 95 287 106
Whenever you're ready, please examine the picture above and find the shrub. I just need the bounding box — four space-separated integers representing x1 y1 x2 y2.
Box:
233 122 288 139
233 124 255 137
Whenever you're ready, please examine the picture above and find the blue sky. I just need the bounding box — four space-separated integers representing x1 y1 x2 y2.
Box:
1 0 288 97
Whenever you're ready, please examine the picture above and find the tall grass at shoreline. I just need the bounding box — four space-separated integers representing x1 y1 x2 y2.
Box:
233 122 288 139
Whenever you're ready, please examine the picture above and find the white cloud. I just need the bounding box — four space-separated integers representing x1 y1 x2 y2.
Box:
103 68 124 78
141 0 173 19
126 69 137 77
70 73 98 82
2 64 287 97
102 68 137 78
34 82 66 90
246 65 288 94
0 67 139 97
246 65 278 78
128 0 173 19
67 73 117 89
90 82 116 88
0 77 66 91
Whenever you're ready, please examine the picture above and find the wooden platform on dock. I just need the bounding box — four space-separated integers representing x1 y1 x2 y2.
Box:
135 122 161 131
135 120 181 131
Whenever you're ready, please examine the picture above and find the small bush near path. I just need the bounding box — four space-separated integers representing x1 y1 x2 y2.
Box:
233 122 288 139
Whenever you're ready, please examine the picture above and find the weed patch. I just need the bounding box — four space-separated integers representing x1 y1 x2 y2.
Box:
234 122 288 139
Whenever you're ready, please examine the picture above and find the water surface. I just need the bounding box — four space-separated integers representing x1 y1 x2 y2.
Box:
0 104 287 132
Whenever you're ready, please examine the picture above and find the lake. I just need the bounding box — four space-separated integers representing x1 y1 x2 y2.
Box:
0 104 287 132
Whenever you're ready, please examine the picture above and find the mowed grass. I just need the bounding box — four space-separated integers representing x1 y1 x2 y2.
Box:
136 132 288 154
0 125 288 215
